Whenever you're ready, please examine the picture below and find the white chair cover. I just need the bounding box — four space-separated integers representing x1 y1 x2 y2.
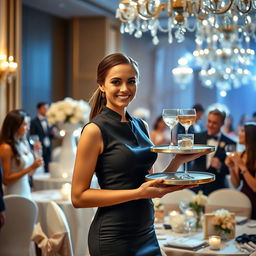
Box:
159 189 196 215
0 195 38 256
32 201 73 256
206 188 252 218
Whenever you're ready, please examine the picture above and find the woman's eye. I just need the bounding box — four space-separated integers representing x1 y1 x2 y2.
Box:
111 80 120 85
128 79 136 85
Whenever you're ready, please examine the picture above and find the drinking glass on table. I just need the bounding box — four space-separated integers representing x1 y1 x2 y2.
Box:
162 109 179 147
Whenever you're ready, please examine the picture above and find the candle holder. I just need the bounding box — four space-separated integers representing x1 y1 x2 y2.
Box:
209 235 221 250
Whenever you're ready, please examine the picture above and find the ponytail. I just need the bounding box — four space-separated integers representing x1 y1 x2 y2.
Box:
89 88 107 120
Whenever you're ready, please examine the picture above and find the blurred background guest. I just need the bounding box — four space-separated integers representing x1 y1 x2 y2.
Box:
0 163 5 229
150 115 172 173
225 122 256 219
222 114 236 139
0 110 43 199
252 111 256 122
236 113 249 135
191 109 236 195
132 107 151 122
30 102 58 173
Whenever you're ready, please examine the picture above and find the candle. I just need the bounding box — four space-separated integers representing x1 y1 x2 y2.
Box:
185 209 194 217
62 172 68 179
61 183 71 200
169 210 179 217
209 235 221 250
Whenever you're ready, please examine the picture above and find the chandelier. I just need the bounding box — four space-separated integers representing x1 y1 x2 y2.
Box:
116 0 256 45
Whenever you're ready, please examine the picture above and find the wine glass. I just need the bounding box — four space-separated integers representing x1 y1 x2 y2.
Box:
162 109 179 147
178 109 196 134
184 209 196 235
225 144 236 156
29 135 42 157
178 108 196 179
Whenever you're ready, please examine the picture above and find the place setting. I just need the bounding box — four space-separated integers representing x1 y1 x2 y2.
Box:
146 108 216 185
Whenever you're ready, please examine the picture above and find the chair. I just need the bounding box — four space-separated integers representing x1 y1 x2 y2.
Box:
32 201 74 256
0 195 38 256
159 189 196 215
206 189 252 218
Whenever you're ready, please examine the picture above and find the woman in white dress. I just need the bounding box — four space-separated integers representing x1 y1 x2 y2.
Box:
0 109 43 199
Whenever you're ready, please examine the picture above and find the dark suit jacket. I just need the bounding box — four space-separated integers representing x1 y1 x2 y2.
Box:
0 164 5 212
191 131 236 195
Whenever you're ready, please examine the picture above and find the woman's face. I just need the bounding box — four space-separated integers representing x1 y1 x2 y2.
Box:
100 64 137 113
238 128 245 145
16 117 30 138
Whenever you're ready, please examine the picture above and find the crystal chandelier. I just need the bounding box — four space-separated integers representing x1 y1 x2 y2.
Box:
115 0 256 45
193 17 255 94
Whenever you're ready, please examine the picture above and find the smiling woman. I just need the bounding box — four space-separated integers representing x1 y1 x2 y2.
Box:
71 53 209 256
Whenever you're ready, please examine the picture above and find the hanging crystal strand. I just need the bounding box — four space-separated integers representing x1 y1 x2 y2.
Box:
120 23 125 34
141 20 148 32
134 18 142 38
168 18 173 44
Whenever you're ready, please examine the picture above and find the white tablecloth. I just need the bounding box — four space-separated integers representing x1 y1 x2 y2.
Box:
32 173 72 191
31 175 99 256
157 220 256 256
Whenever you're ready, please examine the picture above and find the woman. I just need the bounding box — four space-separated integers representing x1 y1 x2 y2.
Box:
71 53 210 256
0 110 43 199
225 122 256 219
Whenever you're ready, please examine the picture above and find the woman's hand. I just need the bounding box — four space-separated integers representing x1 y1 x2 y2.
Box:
33 141 42 154
30 157 43 174
137 178 197 199
225 154 235 169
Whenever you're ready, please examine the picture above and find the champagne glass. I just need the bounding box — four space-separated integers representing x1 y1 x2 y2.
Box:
178 108 196 179
178 109 196 134
162 109 179 147
225 144 236 156
29 135 42 157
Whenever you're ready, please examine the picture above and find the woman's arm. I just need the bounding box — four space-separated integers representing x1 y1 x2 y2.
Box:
71 123 196 208
225 154 241 188
0 144 42 185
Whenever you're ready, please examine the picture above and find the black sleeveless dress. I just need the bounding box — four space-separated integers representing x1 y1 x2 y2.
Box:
88 107 160 256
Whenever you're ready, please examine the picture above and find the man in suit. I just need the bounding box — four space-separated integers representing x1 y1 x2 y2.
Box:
191 109 236 195
0 164 5 229
30 102 57 173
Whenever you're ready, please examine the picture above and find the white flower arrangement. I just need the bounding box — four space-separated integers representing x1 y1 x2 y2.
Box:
152 199 164 211
191 190 208 207
46 97 90 126
212 209 236 235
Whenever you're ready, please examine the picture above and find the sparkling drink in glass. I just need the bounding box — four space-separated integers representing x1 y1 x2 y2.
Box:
178 109 196 134
162 109 179 147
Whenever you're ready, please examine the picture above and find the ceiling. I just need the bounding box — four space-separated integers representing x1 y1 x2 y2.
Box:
22 0 121 19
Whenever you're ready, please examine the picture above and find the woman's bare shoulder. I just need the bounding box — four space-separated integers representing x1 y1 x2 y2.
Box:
0 143 13 157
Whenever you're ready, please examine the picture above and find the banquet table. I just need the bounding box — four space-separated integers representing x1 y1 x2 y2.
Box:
157 220 256 256
31 175 99 256
32 173 72 191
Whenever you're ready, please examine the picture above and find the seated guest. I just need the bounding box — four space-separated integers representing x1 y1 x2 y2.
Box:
0 110 43 199
0 163 5 229
225 122 256 219
191 109 236 195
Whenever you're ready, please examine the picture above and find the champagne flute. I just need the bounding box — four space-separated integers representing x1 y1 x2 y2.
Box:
29 135 42 157
162 109 179 147
178 108 196 179
178 109 196 134
225 144 236 156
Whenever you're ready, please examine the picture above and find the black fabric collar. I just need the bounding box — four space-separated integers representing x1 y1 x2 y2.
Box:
102 106 132 122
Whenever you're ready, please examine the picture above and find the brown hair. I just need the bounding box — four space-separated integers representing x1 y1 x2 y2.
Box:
244 122 256 173
208 109 226 124
0 109 28 163
89 53 139 120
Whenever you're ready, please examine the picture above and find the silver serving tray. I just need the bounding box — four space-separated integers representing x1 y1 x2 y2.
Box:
145 171 215 185
151 144 216 154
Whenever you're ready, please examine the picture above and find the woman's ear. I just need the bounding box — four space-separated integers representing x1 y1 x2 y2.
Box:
98 84 105 93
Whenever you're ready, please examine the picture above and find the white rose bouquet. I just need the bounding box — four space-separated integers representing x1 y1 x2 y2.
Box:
212 209 236 239
46 97 90 126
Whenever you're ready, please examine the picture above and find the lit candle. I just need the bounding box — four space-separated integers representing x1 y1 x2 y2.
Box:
185 209 194 217
169 210 180 217
209 235 221 250
60 183 71 200
62 172 68 179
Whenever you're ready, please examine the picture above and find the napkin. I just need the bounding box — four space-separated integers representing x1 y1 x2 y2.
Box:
164 236 209 251
235 233 256 253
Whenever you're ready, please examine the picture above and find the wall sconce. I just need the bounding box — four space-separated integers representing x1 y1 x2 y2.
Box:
0 54 18 84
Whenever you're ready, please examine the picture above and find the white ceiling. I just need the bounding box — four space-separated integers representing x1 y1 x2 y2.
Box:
22 0 121 19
